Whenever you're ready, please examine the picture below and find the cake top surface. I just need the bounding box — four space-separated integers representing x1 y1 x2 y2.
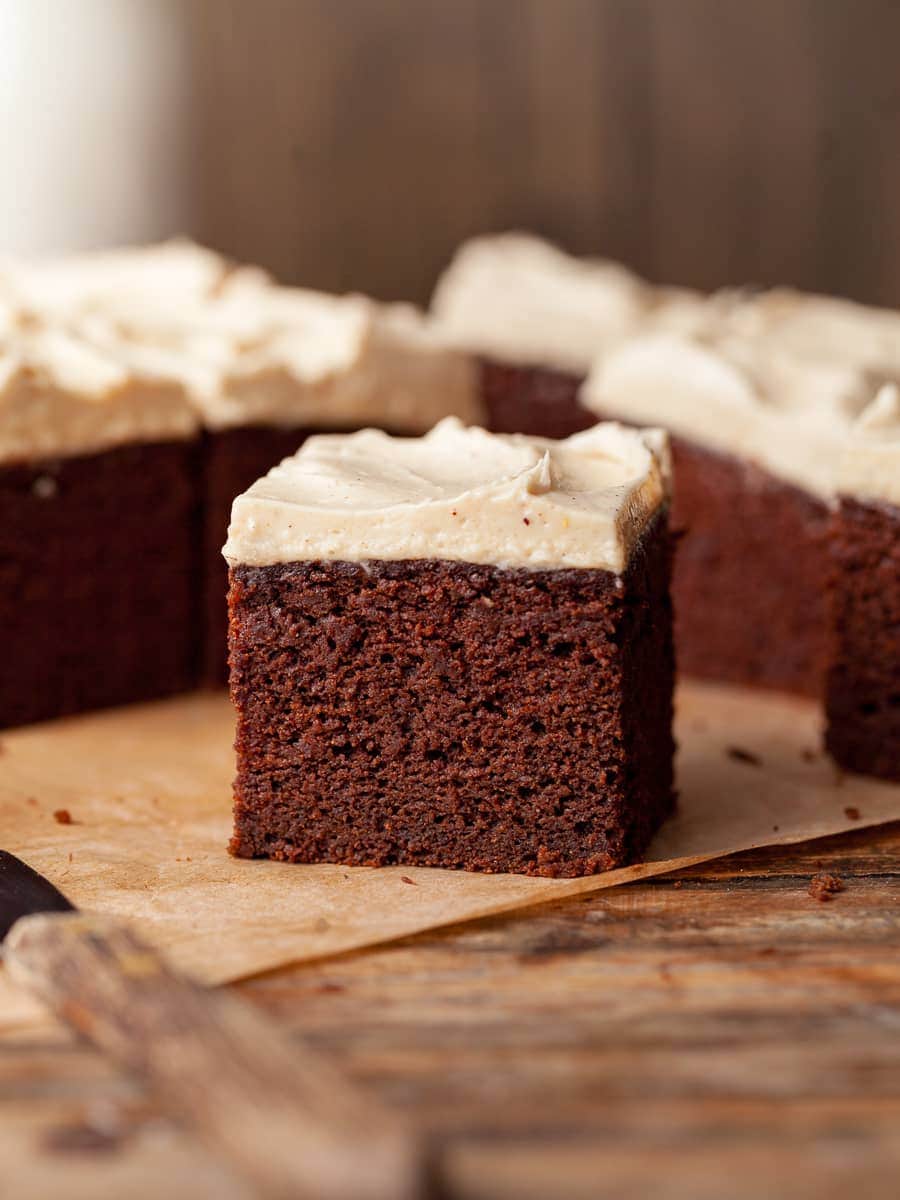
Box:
90 285 482 433
0 318 197 464
224 416 669 573
0 239 251 317
430 233 654 373
0 241 482 436
723 286 900 375
839 385 900 507
580 329 894 499
431 232 725 374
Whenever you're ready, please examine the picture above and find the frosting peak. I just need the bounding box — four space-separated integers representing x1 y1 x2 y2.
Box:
224 417 669 574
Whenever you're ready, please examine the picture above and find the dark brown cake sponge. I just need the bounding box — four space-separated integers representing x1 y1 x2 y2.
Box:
227 513 675 877
826 497 900 781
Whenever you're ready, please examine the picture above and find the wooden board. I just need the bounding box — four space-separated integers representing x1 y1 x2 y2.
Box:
3 822 900 1199
1 675 900 1196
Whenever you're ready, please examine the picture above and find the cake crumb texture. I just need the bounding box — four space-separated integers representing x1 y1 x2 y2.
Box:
0 440 198 727
826 498 900 781
228 516 675 877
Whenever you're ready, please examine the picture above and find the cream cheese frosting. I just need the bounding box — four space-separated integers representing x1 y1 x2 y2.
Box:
0 322 197 464
71 275 483 434
0 241 482 437
0 239 260 319
580 331 893 500
722 287 900 376
839 386 900 508
431 232 730 373
223 416 669 573
430 233 656 373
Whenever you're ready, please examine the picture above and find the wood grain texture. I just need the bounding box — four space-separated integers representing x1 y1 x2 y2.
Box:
4 823 900 1198
5 914 427 1200
184 0 900 306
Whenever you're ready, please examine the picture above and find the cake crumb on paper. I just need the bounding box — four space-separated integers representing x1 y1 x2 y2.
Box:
727 745 762 766
53 808 74 825
809 873 844 902
844 806 861 820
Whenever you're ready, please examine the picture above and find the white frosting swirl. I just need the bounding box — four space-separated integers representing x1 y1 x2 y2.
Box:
224 417 669 574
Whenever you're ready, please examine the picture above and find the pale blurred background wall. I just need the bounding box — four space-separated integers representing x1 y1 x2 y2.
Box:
0 0 190 254
3 0 900 308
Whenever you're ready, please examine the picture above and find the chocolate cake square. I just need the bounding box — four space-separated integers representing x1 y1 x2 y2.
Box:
826 390 900 780
225 418 675 876
664 436 830 696
581 335 893 699
0 325 199 728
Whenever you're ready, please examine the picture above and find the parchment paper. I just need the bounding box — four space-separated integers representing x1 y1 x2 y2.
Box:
2 681 899 1031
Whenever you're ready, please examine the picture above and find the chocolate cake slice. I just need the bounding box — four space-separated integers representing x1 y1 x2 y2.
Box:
581 332 899 697
224 418 675 877
826 388 900 781
0 318 199 728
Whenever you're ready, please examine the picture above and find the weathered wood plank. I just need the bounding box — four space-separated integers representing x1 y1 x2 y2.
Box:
186 0 900 306
2 824 899 1197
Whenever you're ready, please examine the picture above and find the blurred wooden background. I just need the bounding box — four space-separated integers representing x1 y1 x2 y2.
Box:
186 0 900 307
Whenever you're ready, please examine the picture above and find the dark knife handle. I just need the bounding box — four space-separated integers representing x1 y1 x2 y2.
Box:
5 912 431 1200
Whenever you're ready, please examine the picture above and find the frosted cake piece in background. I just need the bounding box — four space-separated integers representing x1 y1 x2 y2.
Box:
0 317 199 728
